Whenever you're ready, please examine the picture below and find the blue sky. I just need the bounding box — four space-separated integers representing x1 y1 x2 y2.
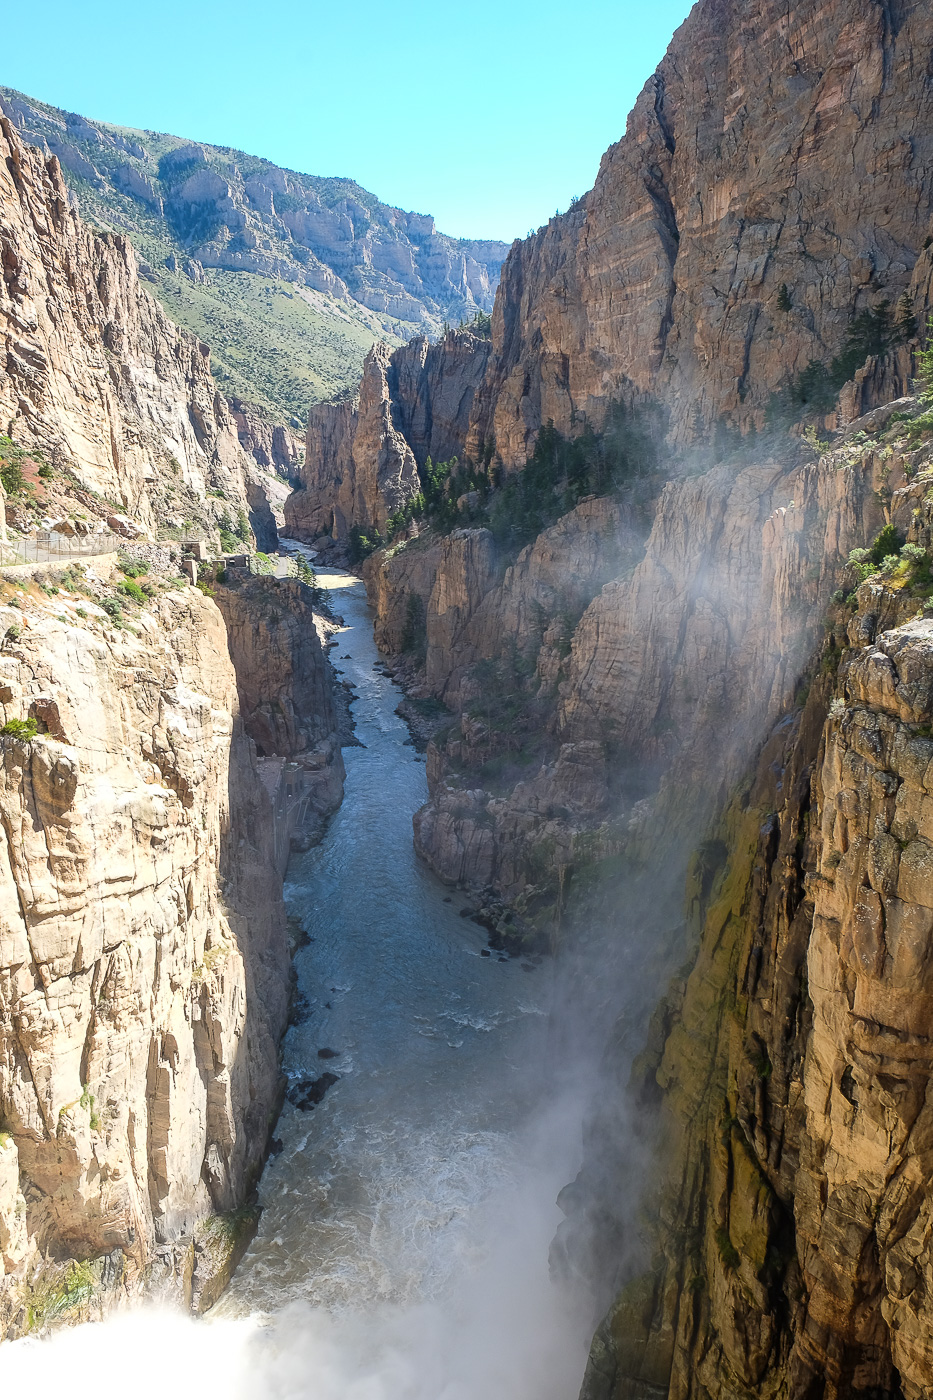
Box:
3 0 695 243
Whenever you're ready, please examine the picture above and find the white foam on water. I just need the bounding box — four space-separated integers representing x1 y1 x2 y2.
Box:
10 1102 588 1400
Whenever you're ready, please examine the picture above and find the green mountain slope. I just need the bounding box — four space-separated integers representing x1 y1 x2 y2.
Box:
0 87 508 426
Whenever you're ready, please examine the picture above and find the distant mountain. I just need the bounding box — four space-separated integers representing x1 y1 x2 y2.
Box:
0 87 508 425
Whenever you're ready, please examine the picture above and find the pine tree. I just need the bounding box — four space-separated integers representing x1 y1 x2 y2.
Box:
894 291 917 343
917 316 933 406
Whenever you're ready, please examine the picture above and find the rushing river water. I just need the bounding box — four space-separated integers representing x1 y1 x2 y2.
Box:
7 569 591 1399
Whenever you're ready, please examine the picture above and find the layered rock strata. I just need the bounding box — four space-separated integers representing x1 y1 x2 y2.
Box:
279 0 933 1388
569 416 933 1400
229 398 302 478
288 0 933 562
0 86 507 338
468 0 933 465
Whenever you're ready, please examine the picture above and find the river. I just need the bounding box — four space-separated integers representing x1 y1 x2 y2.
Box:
6 570 592 1399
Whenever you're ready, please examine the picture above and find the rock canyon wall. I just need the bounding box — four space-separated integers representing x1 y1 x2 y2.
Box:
567 417 933 1400
0 116 281 546
285 328 491 543
0 563 343 1339
291 0 933 546
470 0 933 464
4 0 933 1382
0 581 286 1330
0 85 508 424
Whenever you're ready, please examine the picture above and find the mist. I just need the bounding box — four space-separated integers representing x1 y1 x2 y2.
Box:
5 1090 599 1398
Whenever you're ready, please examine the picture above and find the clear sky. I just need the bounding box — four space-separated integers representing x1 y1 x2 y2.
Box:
2 0 695 244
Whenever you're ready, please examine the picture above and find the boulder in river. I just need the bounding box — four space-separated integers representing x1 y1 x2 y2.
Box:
287 1072 340 1110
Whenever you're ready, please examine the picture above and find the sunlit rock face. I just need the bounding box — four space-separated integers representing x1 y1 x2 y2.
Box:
286 329 491 544
0 111 351 1329
290 0 933 511
0 116 278 541
290 0 933 519
469 0 933 465
795 622 933 1400
0 590 289 1330
0 85 509 401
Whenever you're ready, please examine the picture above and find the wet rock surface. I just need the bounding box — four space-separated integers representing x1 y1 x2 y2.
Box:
285 1073 340 1111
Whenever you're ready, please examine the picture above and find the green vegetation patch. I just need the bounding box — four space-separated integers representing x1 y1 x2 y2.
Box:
352 404 657 565
1 717 39 740
27 1260 96 1331
152 270 379 423
791 294 918 413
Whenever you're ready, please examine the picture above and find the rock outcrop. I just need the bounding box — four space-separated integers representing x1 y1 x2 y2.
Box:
228 398 302 478
565 412 933 1400
211 574 345 860
0 577 291 1332
356 385 933 1395
279 4 933 1390
289 0 933 555
394 408 906 904
0 115 283 544
285 343 419 543
301 0 933 912
285 328 491 544
0 120 350 1321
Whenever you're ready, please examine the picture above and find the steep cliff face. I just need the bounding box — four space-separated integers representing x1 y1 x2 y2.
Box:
468 0 933 465
211 574 345 859
285 342 419 542
0 116 281 544
387 329 493 469
228 398 302 477
285 328 491 544
274 0 933 1388
571 415 933 1400
357 401 933 1400
0 574 292 1332
287 0 933 530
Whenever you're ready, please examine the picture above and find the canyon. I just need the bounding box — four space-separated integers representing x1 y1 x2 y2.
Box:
3 0 933 1397
282 0 933 1393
